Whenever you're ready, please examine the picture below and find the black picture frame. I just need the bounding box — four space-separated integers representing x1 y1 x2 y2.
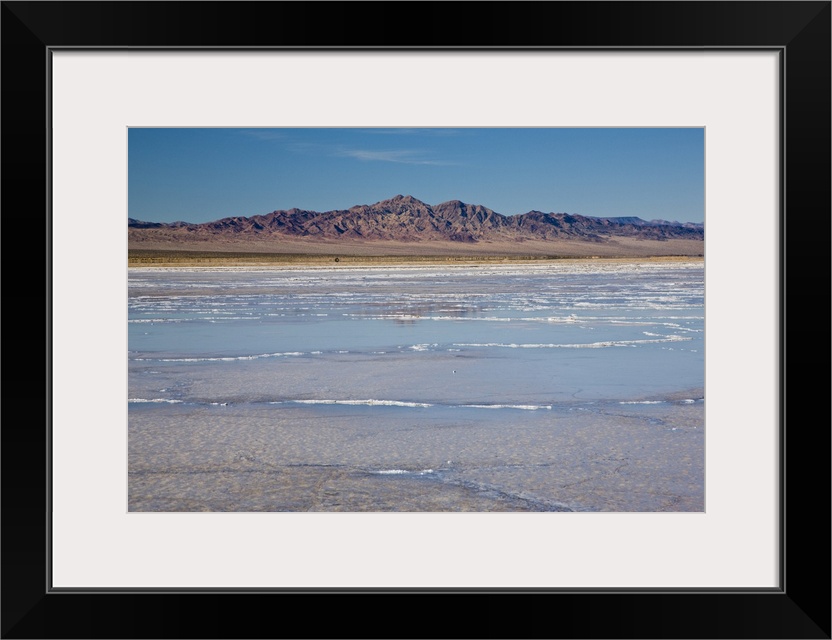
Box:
3 2 829 638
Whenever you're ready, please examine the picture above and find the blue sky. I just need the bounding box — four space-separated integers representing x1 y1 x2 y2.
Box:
129 128 704 224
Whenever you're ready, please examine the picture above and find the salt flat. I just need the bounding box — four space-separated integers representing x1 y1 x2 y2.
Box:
128 262 704 512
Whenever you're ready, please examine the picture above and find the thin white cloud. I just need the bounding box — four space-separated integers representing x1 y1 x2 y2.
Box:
364 128 469 137
284 141 460 166
336 148 455 165
240 129 287 141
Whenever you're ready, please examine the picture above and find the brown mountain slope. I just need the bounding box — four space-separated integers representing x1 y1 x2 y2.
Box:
129 195 704 257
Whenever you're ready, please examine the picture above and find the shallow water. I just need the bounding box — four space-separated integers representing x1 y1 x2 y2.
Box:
128 262 704 512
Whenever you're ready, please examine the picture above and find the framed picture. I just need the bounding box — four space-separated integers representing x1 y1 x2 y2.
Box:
4 2 829 638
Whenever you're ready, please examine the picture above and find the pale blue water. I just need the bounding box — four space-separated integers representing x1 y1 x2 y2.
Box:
128 262 704 512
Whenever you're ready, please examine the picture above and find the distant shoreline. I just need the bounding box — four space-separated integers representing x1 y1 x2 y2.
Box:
129 250 703 268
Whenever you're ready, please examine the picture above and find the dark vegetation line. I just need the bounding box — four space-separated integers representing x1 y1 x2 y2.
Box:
128 250 702 266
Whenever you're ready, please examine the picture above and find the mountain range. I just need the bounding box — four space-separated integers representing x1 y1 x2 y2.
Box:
129 195 703 246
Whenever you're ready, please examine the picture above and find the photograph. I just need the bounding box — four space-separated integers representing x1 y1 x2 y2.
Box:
128 127 705 513
4 0 828 634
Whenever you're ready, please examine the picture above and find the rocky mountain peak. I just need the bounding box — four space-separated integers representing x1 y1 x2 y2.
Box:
129 196 704 245
383 194 423 205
